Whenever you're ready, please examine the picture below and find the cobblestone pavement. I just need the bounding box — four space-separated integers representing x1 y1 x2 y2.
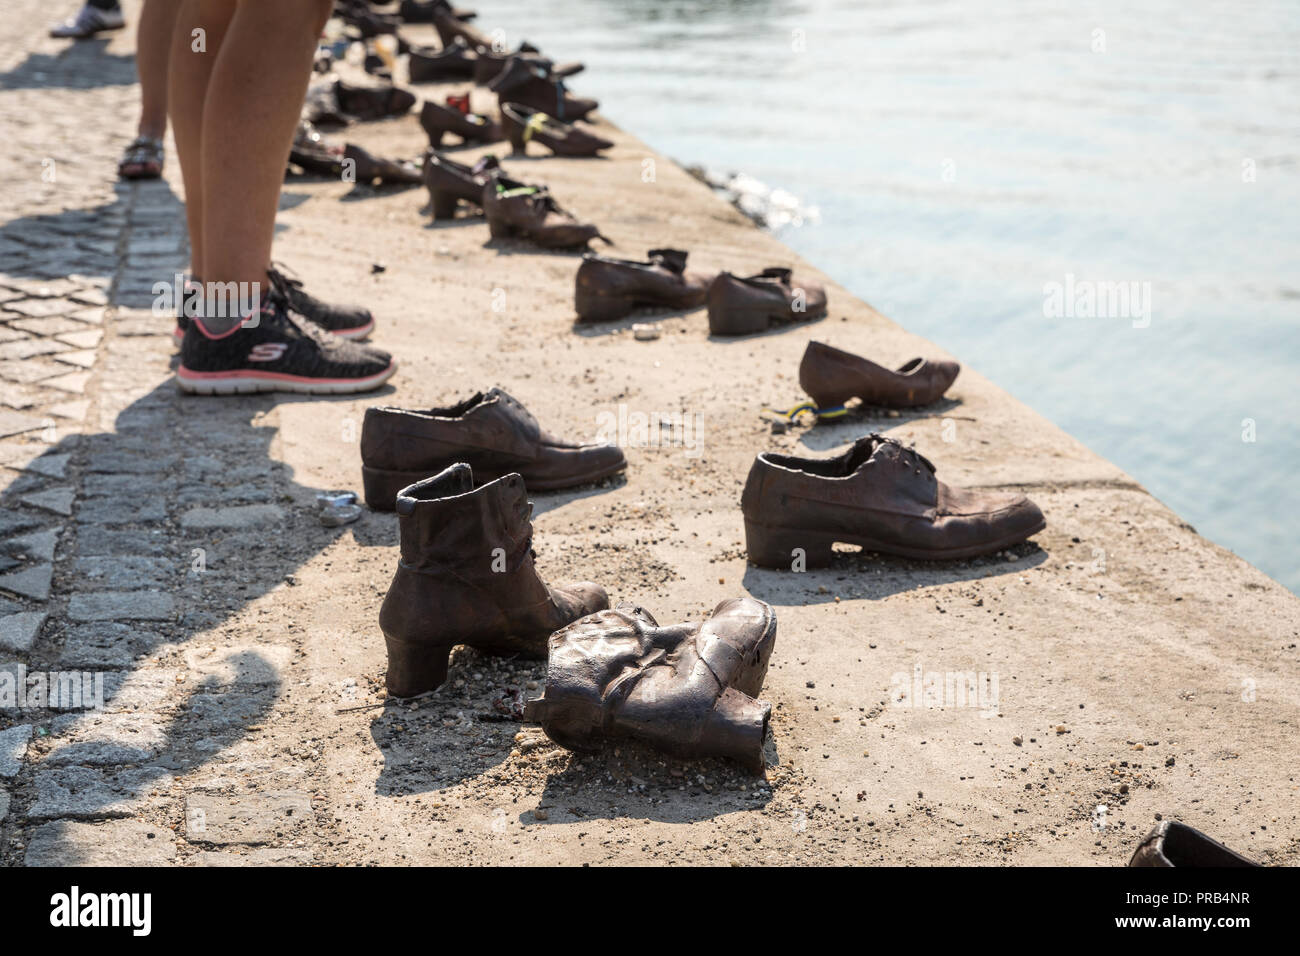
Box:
0 4 317 866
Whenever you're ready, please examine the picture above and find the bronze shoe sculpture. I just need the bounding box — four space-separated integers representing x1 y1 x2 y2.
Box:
741 434 1045 566
361 387 626 510
524 598 777 772
407 37 478 83
343 143 424 186
400 0 476 23
430 0 492 48
379 464 609 697
288 121 345 176
471 43 559 86
799 341 960 409
488 55 598 122
482 173 608 249
423 151 499 219
333 79 418 122
707 267 827 336
419 99 501 149
501 102 612 157
575 248 713 322
1129 821 1260 867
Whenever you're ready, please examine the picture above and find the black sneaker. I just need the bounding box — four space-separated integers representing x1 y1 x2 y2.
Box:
268 265 375 339
176 294 396 395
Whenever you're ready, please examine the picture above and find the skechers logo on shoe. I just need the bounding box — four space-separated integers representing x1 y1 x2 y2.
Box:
49 886 152 937
248 343 287 362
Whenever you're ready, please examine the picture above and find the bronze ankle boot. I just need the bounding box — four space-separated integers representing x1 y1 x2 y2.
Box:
379 464 609 697
524 598 777 771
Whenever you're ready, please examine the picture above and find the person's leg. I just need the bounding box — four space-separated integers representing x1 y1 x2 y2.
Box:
135 0 181 141
168 0 235 278
200 0 333 303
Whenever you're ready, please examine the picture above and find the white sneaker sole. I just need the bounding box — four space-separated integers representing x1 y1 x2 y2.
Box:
175 362 396 395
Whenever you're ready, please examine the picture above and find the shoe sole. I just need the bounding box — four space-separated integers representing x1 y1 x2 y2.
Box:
175 362 396 395
173 319 374 346
743 516 1047 568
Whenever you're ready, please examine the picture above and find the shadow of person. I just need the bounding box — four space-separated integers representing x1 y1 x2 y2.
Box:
0 377 398 856
0 41 137 93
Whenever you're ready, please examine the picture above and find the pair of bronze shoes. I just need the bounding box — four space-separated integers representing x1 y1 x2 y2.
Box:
378 462 777 771
488 55 598 122
501 103 612 157
574 248 827 333
419 98 500 148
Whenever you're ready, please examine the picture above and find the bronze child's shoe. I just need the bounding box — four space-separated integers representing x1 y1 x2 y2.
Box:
741 434 1045 566
407 37 478 82
419 99 501 149
501 102 612 157
379 464 609 697
423 151 499 218
360 387 626 510
707 268 827 336
488 55 598 122
1128 821 1260 867
524 598 777 772
482 173 608 249
799 341 960 409
574 248 713 322
342 143 424 186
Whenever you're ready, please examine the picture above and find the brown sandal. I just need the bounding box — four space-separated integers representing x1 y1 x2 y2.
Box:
118 136 164 180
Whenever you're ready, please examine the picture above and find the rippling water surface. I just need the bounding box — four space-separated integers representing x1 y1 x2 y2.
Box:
478 0 1300 592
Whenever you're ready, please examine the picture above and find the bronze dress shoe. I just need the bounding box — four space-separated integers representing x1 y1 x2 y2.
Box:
428 150 504 219
488 55 597 122
501 102 612 157
1129 821 1260 867
430 0 491 48
288 121 344 176
472 42 548 85
333 79 417 122
360 387 627 510
741 434 1045 566
423 151 498 218
407 37 477 82
707 267 827 336
574 248 713 322
379 464 609 697
799 341 960 409
342 143 423 186
482 173 608 249
524 598 777 771
401 0 476 23
419 99 501 149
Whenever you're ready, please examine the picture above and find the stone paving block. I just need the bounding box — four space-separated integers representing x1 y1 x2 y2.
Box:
73 555 173 590
0 564 52 600
2 527 59 561
2 278 87 299
69 287 109 307
24 452 69 478
76 526 169 556
68 591 175 622
66 307 104 325
0 787 8 823
182 689 277 732
55 328 103 349
0 724 33 778
0 611 46 651
180 504 284 530
60 623 166 668
5 301 80 322
76 496 167 525
46 712 169 765
46 399 90 421
42 370 91 394
184 791 312 846
85 449 177 474
0 409 47 438
0 358 65 384
100 668 178 713
25 819 177 866
28 766 174 820
0 337 70 361
54 349 97 369
19 486 74 514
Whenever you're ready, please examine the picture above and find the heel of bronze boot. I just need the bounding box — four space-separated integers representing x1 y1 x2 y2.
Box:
744 520 835 569
487 216 515 239
362 465 427 511
574 290 634 322
384 635 452 697
507 124 527 154
429 189 460 219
